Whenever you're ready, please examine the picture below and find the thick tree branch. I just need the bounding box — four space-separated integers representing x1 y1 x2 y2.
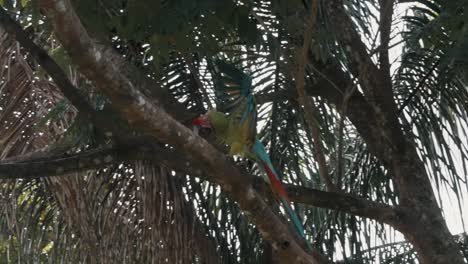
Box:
45 5 192 123
0 138 190 180
379 0 394 76
0 146 119 179
324 1 405 158
284 185 400 226
325 1 388 100
35 1 327 262
307 62 390 162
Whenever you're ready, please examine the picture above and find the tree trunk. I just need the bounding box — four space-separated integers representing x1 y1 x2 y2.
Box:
392 143 464 264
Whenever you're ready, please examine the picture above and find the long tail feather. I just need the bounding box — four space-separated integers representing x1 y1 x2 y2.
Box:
262 161 306 238
261 160 289 199
280 197 308 240
252 139 308 241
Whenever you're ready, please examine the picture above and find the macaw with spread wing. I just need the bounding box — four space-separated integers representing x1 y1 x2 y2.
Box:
192 60 308 242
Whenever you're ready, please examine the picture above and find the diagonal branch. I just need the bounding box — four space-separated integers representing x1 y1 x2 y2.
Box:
324 1 388 101
34 1 329 262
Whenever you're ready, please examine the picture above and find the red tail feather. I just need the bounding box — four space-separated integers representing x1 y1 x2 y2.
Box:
261 162 290 201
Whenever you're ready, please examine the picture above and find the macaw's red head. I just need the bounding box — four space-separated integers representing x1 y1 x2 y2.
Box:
192 114 212 129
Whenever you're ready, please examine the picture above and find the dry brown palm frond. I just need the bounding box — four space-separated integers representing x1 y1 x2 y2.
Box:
47 161 220 263
134 161 195 263
0 34 74 159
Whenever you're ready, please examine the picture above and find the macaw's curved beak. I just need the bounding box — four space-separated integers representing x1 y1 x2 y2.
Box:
192 115 212 128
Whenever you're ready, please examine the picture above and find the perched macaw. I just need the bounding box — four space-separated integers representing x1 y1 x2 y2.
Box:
193 60 308 242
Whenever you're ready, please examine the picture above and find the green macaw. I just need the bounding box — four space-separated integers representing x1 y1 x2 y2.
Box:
192 60 309 243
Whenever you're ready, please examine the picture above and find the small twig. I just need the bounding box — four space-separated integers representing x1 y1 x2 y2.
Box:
335 83 357 188
294 0 338 192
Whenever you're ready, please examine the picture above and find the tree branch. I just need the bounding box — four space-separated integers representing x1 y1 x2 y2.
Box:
35 1 327 262
308 61 390 162
284 185 400 226
0 138 190 180
0 138 400 228
379 0 394 76
324 1 386 101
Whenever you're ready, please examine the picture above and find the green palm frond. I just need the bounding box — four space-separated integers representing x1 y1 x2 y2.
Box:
395 0 468 211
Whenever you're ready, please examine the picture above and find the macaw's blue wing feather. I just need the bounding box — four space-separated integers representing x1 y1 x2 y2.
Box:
210 60 257 143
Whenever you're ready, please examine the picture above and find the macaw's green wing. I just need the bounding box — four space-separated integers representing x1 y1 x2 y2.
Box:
210 60 257 145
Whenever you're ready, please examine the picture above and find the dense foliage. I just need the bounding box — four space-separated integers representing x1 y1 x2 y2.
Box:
0 0 467 263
